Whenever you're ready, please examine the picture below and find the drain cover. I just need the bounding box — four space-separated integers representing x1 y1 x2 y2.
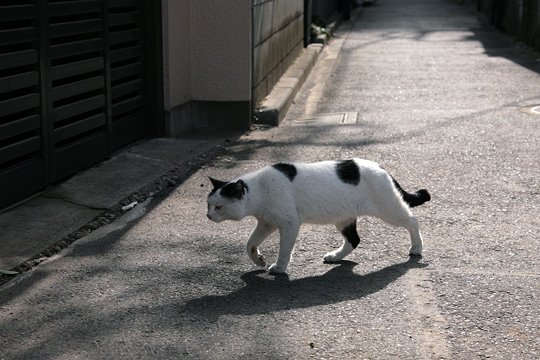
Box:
292 112 358 126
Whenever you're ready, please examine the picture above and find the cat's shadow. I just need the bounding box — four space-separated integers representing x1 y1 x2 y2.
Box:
181 257 427 322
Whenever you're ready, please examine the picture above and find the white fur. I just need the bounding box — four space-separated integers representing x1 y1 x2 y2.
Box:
207 159 425 274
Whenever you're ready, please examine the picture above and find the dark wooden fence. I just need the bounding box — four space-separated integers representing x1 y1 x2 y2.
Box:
0 0 160 210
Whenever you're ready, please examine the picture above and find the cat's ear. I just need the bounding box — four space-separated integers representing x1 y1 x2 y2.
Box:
208 176 228 190
235 179 248 194
220 179 248 200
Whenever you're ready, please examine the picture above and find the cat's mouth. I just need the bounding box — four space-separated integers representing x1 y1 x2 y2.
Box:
206 213 222 222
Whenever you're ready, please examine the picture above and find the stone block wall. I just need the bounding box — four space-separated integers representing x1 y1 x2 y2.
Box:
252 0 304 105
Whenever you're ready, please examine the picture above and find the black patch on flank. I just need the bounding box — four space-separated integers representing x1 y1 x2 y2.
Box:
272 163 297 182
341 222 360 248
336 159 360 185
219 179 248 200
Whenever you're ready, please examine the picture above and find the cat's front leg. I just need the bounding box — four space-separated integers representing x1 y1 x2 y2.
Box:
247 220 277 268
268 223 300 274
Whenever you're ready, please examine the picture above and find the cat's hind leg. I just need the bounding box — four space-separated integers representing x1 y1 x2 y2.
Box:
405 216 423 256
376 205 423 256
367 173 425 256
247 220 277 268
323 219 359 263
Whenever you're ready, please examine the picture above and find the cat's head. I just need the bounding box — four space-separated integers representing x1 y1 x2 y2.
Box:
207 177 249 222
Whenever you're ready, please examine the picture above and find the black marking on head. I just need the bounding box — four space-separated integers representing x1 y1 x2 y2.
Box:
341 222 360 248
336 160 360 185
272 163 297 182
208 177 228 196
220 179 248 200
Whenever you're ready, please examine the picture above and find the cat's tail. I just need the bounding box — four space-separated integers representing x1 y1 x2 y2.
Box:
391 177 431 208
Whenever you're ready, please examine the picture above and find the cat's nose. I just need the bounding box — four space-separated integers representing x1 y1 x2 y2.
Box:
206 213 213 220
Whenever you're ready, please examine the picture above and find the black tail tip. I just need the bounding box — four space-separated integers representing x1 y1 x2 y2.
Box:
417 189 431 203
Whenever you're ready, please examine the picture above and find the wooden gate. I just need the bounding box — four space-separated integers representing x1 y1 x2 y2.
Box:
0 0 161 210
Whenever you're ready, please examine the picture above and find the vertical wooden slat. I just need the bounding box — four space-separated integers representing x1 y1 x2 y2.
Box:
108 0 145 150
0 1 45 209
102 0 113 155
36 0 51 184
47 0 108 182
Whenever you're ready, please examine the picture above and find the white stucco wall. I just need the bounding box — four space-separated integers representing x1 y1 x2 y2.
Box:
162 0 251 112
191 0 251 101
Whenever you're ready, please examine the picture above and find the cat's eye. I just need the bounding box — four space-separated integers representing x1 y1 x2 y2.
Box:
214 205 222 210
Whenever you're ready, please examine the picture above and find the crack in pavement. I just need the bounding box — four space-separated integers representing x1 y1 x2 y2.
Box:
406 268 452 360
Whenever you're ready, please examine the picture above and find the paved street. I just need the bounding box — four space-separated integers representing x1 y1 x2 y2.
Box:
1 0 539 359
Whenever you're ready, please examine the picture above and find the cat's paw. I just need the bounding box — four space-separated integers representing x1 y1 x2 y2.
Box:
323 251 342 263
409 245 423 257
254 254 267 268
268 263 286 274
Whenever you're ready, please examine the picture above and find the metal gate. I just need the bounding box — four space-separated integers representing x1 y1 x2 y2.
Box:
0 0 160 210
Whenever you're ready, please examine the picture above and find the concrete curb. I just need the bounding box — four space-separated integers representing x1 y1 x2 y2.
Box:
254 43 323 126
253 5 360 127
0 134 239 285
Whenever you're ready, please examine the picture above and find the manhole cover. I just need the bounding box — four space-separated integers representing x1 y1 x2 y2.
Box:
521 105 540 115
292 112 358 126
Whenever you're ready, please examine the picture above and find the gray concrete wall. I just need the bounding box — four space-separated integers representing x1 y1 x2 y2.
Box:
253 0 304 105
162 0 252 135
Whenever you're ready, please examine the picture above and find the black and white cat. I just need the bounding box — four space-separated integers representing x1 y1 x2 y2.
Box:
207 159 430 274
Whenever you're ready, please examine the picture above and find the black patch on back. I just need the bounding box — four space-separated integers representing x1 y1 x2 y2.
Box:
272 163 297 182
341 222 360 248
336 160 360 185
219 180 248 200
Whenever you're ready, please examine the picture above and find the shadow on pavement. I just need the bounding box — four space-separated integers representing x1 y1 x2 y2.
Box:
181 257 428 322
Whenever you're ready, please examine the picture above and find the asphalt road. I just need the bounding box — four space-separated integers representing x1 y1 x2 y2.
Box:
1 1 539 359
